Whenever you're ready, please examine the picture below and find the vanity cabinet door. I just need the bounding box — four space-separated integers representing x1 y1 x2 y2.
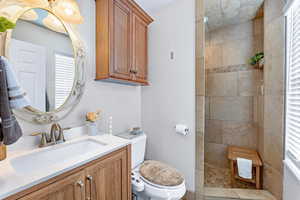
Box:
95 0 153 85
110 0 132 80
85 149 131 200
132 13 148 84
18 171 86 200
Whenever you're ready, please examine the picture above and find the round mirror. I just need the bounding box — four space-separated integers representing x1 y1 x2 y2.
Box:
9 8 75 113
5 7 85 124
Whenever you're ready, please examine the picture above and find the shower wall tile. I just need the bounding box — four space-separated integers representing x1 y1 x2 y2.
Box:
207 21 253 45
210 97 253 122
222 121 257 149
205 97 210 119
262 1 285 198
253 97 258 124
222 37 254 67
205 142 229 168
238 70 260 97
195 168 204 200
253 18 264 53
264 0 285 24
197 96 205 133
254 18 264 37
222 21 253 42
205 44 223 69
205 120 223 144
263 163 283 200
264 17 285 96
196 57 205 96
209 28 225 45
264 95 284 172
257 126 264 159
196 133 205 171
196 21 205 59
254 35 264 53
206 72 238 97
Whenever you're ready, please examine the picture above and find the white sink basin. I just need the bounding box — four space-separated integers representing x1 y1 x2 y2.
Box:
10 138 107 174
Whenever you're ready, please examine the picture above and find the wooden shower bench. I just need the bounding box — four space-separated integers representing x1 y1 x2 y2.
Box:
228 146 263 189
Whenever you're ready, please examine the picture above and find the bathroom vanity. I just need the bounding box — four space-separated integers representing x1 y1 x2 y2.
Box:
0 135 132 200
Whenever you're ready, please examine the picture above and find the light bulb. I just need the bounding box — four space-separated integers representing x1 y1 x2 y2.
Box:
51 0 83 24
64 8 74 16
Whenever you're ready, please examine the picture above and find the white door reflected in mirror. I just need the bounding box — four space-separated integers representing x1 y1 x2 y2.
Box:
9 8 75 113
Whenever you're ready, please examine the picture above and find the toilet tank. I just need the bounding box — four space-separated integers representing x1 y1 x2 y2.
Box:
131 134 147 169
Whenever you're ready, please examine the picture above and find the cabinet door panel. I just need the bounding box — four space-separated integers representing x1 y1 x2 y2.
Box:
19 171 85 200
86 150 129 200
133 13 148 83
111 0 132 80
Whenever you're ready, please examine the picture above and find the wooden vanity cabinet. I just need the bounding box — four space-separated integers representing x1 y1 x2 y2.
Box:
85 149 129 200
18 171 86 200
95 0 153 85
5 146 131 200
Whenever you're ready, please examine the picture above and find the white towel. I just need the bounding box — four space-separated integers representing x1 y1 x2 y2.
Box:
237 158 252 179
0 56 30 109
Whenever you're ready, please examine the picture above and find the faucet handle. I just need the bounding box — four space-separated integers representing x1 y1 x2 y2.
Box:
31 132 47 136
62 127 72 131
30 132 49 148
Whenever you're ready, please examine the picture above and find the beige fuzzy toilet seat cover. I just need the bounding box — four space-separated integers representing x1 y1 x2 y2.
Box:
139 160 184 186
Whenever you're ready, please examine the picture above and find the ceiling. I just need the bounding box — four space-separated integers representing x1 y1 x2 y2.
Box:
205 0 264 31
134 0 176 13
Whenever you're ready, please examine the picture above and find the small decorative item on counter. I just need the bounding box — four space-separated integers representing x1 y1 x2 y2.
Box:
129 127 144 135
108 116 113 135
85 110 101 136
249 52 264 70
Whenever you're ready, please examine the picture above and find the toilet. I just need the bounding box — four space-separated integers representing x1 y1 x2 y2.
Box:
124 134 186 200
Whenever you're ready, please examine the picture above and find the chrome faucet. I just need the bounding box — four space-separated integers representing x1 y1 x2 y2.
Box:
31 123 71 148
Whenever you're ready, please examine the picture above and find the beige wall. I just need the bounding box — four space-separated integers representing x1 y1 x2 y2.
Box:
195 0 205 199
204 20 264 169
262 0 285 199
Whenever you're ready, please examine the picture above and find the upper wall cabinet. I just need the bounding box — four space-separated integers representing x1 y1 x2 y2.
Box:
96 0 153 85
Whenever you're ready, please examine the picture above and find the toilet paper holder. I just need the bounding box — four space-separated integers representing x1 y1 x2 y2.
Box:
174 124 190 136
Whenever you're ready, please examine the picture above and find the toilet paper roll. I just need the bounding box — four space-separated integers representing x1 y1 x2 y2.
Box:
175 124 189 136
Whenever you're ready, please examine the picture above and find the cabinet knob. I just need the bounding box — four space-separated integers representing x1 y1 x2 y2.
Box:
130 69 138 74
87 175 93 181
77 180 84 188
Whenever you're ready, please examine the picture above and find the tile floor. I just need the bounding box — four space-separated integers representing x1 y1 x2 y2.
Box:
204 187 276 200
204 163 256 189
204 163 277 200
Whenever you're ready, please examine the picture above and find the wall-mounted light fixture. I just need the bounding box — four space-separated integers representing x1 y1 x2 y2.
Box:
21 0 83 24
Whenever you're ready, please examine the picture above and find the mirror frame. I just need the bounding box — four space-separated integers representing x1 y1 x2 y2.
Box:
2 5 86 124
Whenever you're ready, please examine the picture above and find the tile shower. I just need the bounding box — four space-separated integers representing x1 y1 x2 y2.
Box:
197 0 285 199
204 17 264 189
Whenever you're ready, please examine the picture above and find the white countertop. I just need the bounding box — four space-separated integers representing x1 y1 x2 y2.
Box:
0 134 131 199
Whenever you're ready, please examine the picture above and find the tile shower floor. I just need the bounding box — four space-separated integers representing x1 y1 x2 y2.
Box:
204 163 256 189
204 163 276 200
